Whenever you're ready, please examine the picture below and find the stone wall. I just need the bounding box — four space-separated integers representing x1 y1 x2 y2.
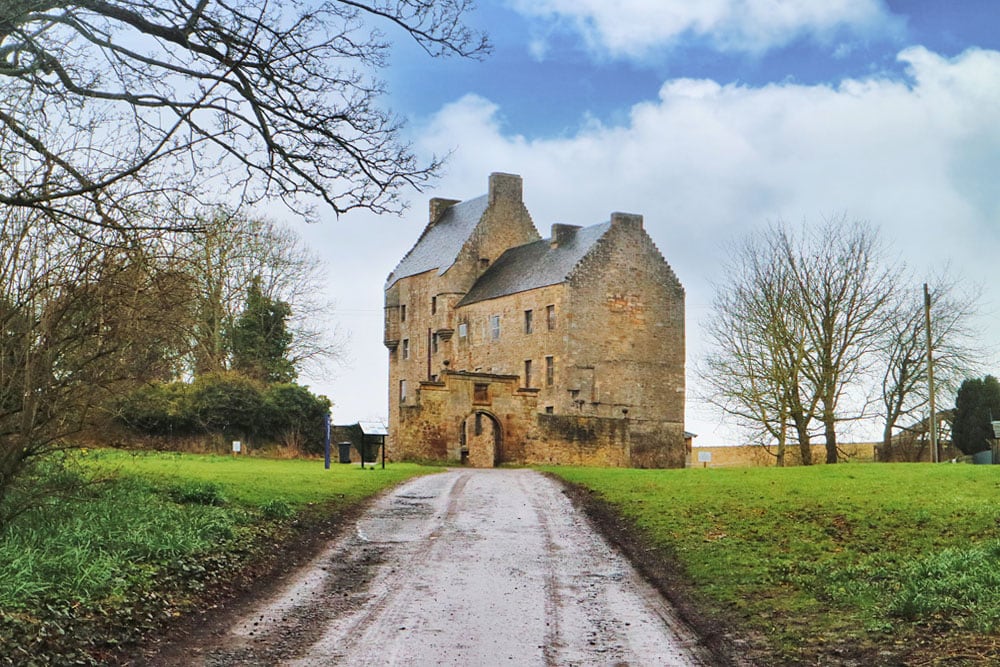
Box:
690 442 878 467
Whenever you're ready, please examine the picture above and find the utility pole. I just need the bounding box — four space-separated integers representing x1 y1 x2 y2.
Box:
924 283 938 463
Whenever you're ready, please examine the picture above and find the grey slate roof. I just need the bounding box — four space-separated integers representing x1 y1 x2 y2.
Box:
386 195 488 287
458 222 611 306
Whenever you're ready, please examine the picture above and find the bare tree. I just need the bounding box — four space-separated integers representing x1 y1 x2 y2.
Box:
878 275 983 458
700 228 820 465
782 218 900 463
0 1 489 232
703 218 905 465
178 208 341 378
0 208 191 523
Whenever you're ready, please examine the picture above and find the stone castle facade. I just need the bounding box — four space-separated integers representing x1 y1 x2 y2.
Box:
384 173 686 468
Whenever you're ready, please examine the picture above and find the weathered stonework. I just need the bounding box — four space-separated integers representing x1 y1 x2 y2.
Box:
385 173 686 468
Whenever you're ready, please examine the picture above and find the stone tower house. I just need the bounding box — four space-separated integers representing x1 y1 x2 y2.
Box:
384 173 686 468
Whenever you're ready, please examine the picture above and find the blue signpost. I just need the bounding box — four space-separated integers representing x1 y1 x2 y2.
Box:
323 413 331 469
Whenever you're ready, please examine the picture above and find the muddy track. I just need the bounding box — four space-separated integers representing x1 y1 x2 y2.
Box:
147 469 712 666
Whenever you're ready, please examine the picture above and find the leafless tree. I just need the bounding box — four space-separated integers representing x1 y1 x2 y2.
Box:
781 218 900 463
0 1 489 233
0 207 192 523
878 274 984 458
178 208 342 378
700 228 820 465
703 218 908 465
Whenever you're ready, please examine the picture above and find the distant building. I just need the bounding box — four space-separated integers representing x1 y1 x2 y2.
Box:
384 173 686 467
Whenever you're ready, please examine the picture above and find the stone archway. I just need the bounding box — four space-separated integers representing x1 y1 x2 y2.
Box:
461 411 503 468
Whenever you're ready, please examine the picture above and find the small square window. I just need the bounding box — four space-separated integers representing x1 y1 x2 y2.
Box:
524 309 533 334
545 406 554 414
474 383 489 404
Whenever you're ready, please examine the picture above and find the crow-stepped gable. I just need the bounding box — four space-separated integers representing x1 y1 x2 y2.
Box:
384 173 686 468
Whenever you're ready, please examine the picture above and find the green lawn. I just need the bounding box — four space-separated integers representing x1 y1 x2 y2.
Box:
0 450 438 665
543 463 1000 665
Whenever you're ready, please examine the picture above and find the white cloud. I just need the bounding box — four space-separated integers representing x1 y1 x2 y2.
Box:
509 0 899 58
404 46 1000 443
308 46 1000 443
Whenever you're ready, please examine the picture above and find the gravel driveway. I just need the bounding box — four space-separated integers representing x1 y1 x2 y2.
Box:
153 469 710 666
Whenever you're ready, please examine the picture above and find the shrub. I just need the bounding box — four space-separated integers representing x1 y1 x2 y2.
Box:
264 383 331 454
169 481 226 506
116 375 331 452
190 373 268 439
116 382 196 436
259 499 294 519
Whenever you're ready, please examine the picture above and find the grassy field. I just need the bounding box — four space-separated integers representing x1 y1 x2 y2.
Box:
0 450 437 665
544 463 1000 665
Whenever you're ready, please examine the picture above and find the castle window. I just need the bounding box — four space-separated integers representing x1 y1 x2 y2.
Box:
490 315 500 340
545 356 554 387
432 333 438 354
546 304 556 330
524 309 533 334
475 412 483 435
545 406 554 414
399 379 407 402
524 359 532 387
431 296 437 314
474 383 489 404
458 322 468 339
400 304 406 322
402 338 409 359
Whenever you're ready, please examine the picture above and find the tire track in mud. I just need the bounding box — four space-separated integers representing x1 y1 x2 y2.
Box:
287 471 473 664
517 472 563 667
150 469 709 666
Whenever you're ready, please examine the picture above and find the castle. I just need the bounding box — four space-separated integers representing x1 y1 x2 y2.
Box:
383 173 686 468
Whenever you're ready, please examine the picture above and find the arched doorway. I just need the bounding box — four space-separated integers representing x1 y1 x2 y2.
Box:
461 411 503 467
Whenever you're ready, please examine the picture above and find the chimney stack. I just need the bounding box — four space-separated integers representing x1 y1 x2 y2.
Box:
550 223 581 249
488 172 523 206
610 212 643 231
429 197 460 225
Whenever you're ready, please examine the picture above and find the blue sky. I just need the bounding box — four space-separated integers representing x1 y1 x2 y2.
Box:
294 0 1000 445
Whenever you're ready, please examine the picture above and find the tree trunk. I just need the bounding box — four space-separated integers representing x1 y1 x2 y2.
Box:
795 420 812 465
776 420 787 467
825 416 838 463
881 423 894 463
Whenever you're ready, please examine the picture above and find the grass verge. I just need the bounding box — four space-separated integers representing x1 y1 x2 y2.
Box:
0 450 437 666
543 463 1000 666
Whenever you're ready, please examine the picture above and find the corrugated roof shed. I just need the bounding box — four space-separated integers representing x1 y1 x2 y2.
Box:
458 222 610 306
386 195 488 288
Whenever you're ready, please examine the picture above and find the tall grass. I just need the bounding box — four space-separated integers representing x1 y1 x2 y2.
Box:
0 450 437 664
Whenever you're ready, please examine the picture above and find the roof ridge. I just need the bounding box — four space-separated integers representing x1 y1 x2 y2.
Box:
385 194 489 288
